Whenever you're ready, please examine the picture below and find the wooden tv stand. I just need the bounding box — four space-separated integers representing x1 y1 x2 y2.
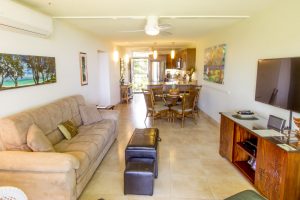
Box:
219 113 300 200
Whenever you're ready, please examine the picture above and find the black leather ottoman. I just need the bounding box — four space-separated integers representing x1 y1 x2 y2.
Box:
125 128 160 178
124 158 155 195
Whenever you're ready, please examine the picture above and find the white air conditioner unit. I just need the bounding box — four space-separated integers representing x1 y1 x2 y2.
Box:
0 1 53 38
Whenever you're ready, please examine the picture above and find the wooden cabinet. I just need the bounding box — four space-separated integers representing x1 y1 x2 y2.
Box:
255 138 286 199
165 48 196 70
220 113 300 200
219 115 234 162
255 139 300 200
178 48 196 71
166 54 176 69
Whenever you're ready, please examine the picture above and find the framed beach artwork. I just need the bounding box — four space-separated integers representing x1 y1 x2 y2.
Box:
79 52 88 86
203 44 226 84
0 53 56 91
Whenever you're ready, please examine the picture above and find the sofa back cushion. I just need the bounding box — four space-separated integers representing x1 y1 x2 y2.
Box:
0 95 85 151
79 105 103 125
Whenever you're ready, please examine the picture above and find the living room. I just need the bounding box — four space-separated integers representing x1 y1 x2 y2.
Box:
0 0 299 199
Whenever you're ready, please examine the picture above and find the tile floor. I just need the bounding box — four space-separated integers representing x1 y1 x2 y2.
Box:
79 94 254 200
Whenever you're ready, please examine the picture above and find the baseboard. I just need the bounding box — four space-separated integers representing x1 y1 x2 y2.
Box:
199 109 220 127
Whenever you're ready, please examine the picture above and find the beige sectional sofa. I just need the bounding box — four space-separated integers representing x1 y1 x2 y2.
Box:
0 95 119 200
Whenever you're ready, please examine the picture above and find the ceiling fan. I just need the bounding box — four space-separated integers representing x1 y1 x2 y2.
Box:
119 16 172 36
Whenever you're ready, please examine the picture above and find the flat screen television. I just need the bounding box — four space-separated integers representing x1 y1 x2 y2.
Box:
255 57 300 112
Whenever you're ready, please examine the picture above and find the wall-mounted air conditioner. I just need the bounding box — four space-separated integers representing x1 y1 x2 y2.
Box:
0 1 53 38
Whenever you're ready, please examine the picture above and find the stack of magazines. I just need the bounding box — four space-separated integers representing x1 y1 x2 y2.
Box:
237 110 255 119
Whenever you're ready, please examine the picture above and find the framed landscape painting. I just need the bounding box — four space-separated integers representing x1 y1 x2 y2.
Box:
0 53 56 91
79 52 88 86
203 44 226 84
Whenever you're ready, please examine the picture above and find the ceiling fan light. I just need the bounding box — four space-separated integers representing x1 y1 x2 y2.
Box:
145 25 159 36
145 16 160 36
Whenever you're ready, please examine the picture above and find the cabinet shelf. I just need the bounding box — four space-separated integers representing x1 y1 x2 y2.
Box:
236 142 256 158
234 161 255 183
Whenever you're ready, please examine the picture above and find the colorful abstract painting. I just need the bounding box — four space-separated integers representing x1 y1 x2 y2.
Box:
0 53 56 91
203 44 226 84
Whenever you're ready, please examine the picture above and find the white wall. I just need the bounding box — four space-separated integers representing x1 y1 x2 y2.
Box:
196 0 300 123
0 19 118 117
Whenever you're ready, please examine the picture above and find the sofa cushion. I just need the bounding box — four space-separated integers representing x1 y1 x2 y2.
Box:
55 131 105 159
55 121 114 179
27 124 55 152
78 119 115 141
79 105 103 125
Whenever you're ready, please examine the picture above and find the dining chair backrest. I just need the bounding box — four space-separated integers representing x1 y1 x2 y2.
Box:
182 92 197 111
142 89 154 110
151 86 164 102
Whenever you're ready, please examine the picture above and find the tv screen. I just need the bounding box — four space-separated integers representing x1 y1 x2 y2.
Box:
255 57 300 112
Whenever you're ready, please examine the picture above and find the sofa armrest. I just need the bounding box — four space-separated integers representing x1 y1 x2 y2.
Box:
0 151 79 173
99 110 120 122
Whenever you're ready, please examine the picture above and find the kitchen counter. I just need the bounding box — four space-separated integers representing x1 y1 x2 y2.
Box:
147 81 198 86
147 81 200 92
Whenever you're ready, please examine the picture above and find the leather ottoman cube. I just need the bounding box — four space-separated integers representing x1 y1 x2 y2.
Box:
125 128 159 178
124 158 154 196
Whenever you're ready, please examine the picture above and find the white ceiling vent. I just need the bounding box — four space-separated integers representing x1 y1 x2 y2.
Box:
0 1 53 38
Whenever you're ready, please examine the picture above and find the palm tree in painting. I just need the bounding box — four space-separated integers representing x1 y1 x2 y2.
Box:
0 55 9 88
26 56 41 85
4 55 24 87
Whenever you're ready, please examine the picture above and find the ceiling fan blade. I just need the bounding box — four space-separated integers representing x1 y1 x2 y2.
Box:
158 24 171 29
160 31 172 36
118 30 144 33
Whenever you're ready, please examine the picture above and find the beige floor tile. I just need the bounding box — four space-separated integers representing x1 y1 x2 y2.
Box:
171 175 214 199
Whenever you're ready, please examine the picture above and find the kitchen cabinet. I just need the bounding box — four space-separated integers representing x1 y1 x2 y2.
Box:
219 115 235 162
166 54 177 69
179 48 196 71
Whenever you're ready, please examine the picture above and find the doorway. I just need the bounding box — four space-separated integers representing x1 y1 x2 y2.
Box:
132 58 149 93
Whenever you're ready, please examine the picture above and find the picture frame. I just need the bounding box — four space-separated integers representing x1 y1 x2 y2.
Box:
203 44 226 84
0 52 56 91
79 52 88 86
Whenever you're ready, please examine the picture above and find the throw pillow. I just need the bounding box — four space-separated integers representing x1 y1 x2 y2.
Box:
27 124 55 152
58 120 78 140
79 105 103 125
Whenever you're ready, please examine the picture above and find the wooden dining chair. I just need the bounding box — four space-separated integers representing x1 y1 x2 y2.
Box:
189 87 202 117
171 92 198 128
142 89 169 125
151 86 168 106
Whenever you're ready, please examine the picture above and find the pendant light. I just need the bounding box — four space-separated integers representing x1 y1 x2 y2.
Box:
171 42 175 59
171 50 175 59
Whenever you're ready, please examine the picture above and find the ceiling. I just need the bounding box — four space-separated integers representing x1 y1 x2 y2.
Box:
15 0 278 48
